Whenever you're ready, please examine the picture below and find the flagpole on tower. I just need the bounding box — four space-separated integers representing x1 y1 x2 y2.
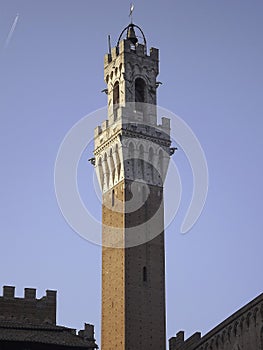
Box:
129 3 134 24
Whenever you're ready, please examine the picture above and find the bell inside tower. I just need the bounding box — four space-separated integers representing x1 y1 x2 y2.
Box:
127 24 138 46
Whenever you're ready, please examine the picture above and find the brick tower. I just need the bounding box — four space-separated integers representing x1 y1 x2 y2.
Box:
94 23 172 350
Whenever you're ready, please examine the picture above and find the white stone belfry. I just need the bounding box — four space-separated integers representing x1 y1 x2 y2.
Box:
94 24 172 193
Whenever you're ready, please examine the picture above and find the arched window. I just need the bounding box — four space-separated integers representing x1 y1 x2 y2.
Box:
148 147 154 182
103 153 110 189
128 142 135 178
109 148 115 184
115 144 121 180
113 81 120 119
98 157 103 190
139 144 144 178
113 81 119 105
135 78 146 111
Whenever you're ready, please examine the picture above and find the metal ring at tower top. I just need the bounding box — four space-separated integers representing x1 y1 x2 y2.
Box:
117 23 147 54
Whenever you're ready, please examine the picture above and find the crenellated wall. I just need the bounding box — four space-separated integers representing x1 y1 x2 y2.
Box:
169 293 263 350
0 286 56 325
0 286 98 349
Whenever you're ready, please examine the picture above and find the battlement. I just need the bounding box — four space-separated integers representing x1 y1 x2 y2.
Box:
0 286 57 325
169 331 201 350
94 109 170 142
104 39 159 67
78 323 96 341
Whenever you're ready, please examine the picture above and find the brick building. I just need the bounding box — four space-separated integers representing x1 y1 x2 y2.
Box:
169 293 263 350
0 286 97 350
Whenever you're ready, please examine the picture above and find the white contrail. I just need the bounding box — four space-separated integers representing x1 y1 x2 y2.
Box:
4 13 19 49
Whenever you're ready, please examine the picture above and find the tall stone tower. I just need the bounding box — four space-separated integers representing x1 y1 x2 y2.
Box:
94 23 172 350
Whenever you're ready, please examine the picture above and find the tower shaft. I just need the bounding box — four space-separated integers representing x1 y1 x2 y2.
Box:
101 179 166 349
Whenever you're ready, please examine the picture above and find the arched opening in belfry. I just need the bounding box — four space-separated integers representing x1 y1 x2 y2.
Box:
128 142 135 178
113 81 120 119
135 78 146 112
115 144 121 180
104 153 110 189
98 157 103 190
139 144 144 179
108 149 115 184
148 147 154 182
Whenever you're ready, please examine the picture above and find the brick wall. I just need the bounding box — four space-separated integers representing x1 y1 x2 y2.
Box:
101 179 166 350
169 293 263 350
0 286 56 325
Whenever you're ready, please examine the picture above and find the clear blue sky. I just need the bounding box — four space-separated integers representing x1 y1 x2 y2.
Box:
1 0 263 347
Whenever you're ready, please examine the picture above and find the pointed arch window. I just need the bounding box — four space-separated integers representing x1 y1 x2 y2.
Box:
98 157 103 189
103 153 110 189
113 81 120 119
115 144 121 180
128 142 135 178
139 144 144 178
148 147 154 182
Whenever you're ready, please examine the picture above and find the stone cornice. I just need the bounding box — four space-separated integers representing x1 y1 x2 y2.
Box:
94 127 171 156
121 128 171 147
